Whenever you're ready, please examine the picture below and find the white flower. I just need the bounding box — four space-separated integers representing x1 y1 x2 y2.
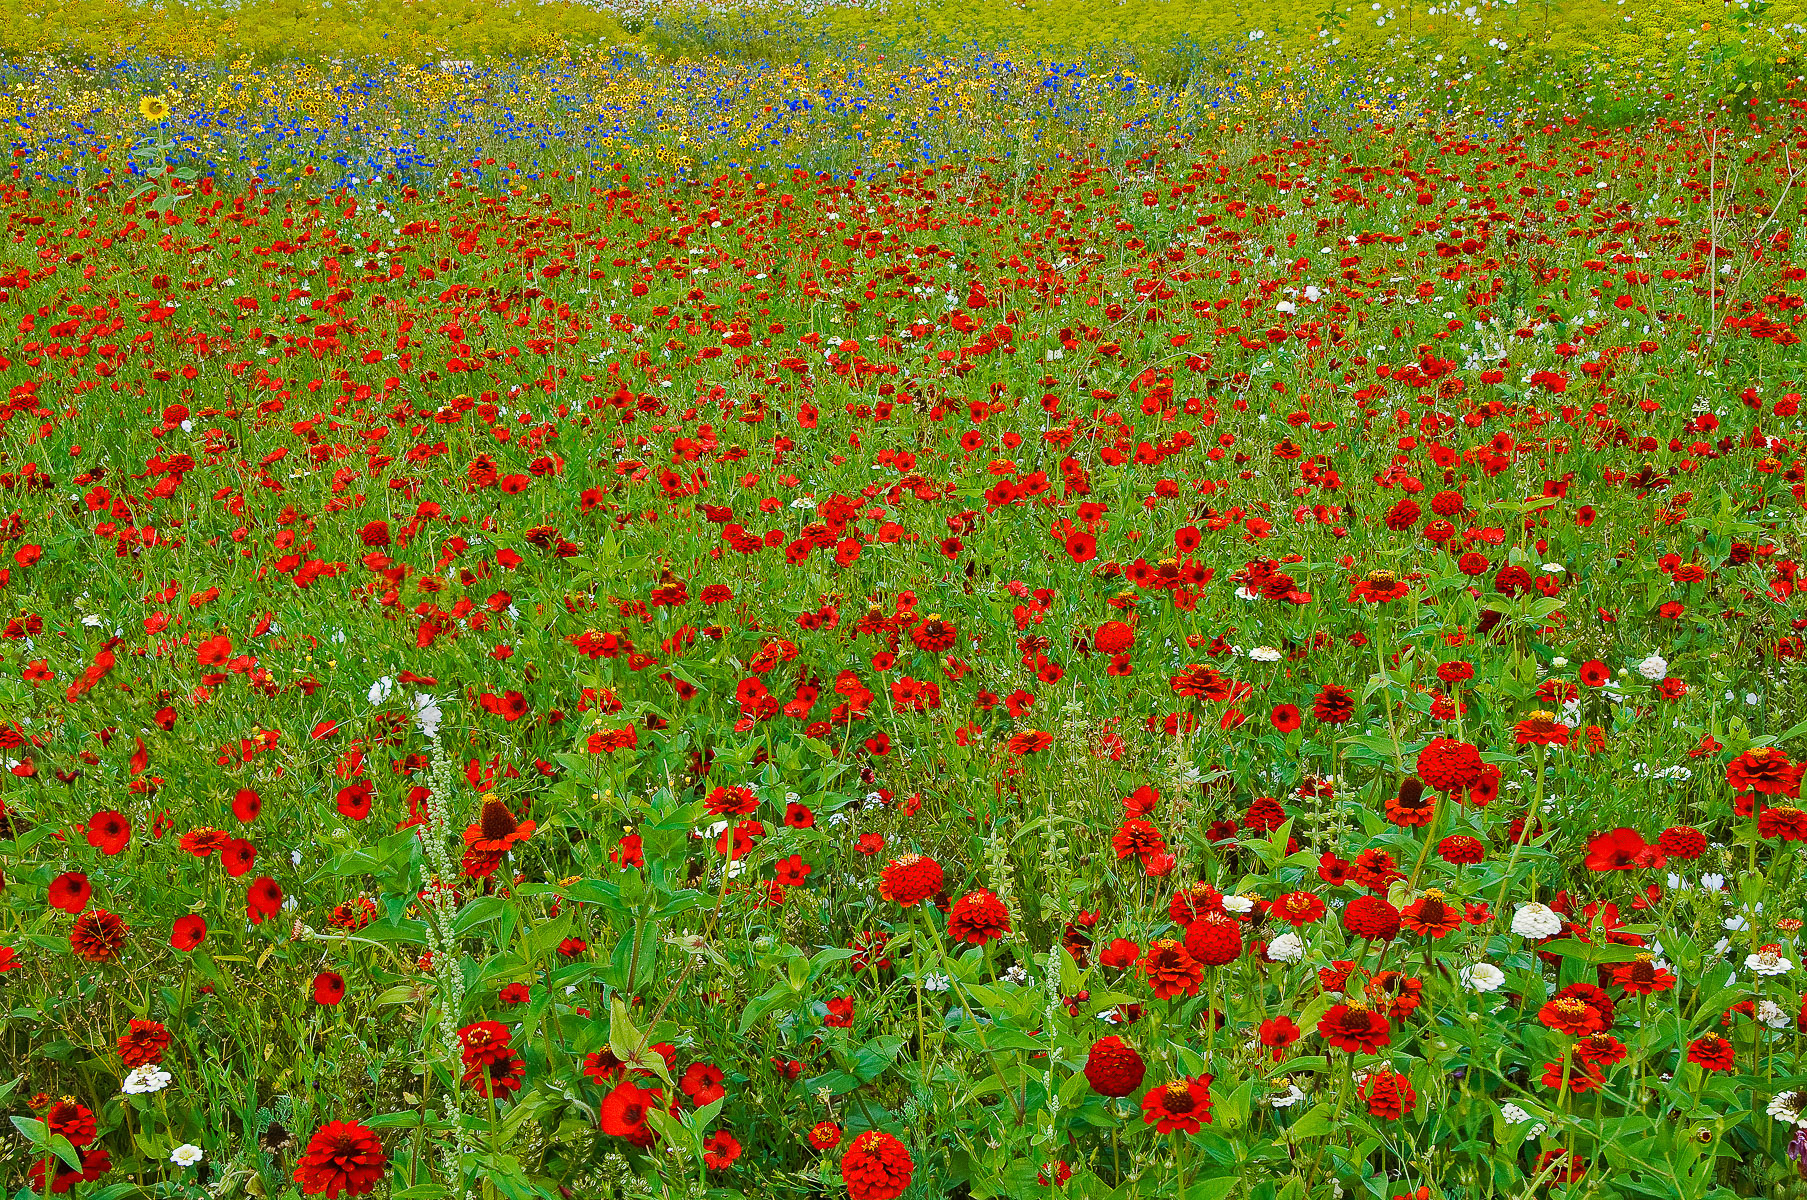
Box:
414 693 443 738
1267 932 1305 963
1249 646 1282 663
922 973 951 993
1270 1083 1307 1108
1511 902 1564 939
1701 873 1727 891
1636 653 1669 680
789 496 816 509
1768 1091 1807 1126
170 1145 203 1168
1746 948 1794 976
1222 894 1256 915
1462 962 1507 992
1540 563 1565 574
1758 1000 1791 1029
122 1066 173 1095
1274 300 1295 313
1003 965 1031 985
1501 1103 1547 1138
367 676 395 705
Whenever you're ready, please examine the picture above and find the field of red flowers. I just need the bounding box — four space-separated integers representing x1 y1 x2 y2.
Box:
6 92 1807 1200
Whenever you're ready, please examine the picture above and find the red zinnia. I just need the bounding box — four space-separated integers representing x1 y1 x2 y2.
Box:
878 854 943 907
1318 1004 1391 1054
1312 684 1355 724
1083 1035 1147 1096
1342 895 1402 942
46 1099 97 1147
292 1120 389 1197
1183 913 1243 966
1140 1074 1215 1134
1271 891 1326 927
117 1019 171 1067
1359 1068 1417 1121
1726 747 1805 797
841 1130 914 1200
946 889 1011 945
1142 939 1203 999
1437 835 1485 864
1415 738 1484 792
1686 1034 1736 1072
70 909 127 963
1656 826 1706 860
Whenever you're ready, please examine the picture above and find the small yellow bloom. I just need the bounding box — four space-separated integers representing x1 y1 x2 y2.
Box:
139 95 170 122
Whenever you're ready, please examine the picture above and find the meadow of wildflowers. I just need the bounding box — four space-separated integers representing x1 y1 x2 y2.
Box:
7 3 1807 1199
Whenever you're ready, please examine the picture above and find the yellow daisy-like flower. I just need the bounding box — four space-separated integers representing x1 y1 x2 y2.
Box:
139 95 170 122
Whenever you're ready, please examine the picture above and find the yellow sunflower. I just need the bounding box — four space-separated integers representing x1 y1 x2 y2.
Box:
139 95 170 122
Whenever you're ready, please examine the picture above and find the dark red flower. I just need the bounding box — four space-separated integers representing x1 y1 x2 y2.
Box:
292 1120 389 1197
1139 1074 1214 1134
1083 1035 1147 1096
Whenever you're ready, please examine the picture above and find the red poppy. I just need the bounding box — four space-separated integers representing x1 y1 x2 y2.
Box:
47 871 92 914
313 971 347 1006
598 1081 662 1147
85 809 131 855
170 914 207 951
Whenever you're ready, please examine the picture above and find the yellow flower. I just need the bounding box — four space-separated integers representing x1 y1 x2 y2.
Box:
139 95 170 122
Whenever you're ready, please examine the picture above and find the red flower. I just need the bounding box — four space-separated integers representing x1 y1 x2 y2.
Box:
1183 913 1243 966
598 1081 663 1147
1342 895 1401 942
1656 826 1706 859
1414 738 1484 792
1437 835 1485 864
1759 806 1807 842
1727 747 1804 797
1111 818 1167 862
1512 710 1570 747
1400 892 1462 938
292 1120 389 1197
313 972 347 1006
1270 703 1302 732
841 1130 914 1200
1686 1034 1736 1072
1608 957 1677 995
246 876 284 924
1317 1004 1391 1054
70 909 127 963
1271 891 1326 927
1539 996 1605 1035
680 1062 726 1107
117 1019 170 1067
878 855 943 906
170 914 206 952
1140 1074 1215 1134
1083 1035 1147 1096
464 798 535 853
1584 827 1665 870
1359 1068 1417 1121
45 1099 97 1147
85 809 131 855
1007 729 1054 755
47 871 92 914
809 1121 843 1150
458 1021 515 1069
1142 939 1203 999
946 889 1011 945
1312 684 1355 724
702 1129 741 1170
1258 1016 1301 1061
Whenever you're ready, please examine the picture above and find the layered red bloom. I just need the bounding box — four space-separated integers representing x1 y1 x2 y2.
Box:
292 1120 388 1197
1686 1034 1736 1072
1759 806 1807 842
1539 996 1605 1035
1415 738 1484 791
878 854 943 906
1726 747 1805 797
1142 939 1203 999
45 1099 97 1147
1140 1074 1214 1134
1083 1035 1147 1096
945 889 1011 945
1318 1004 1391 1054
1512 711 1570 746
1400 892 1462 938
1258 1016 1301 1060
1656 825 1706 859
1342 895 1401 942
1312 684 1355 724
1183 913 1243 966
841 1130 914 1200
1271 891 1326 926
117 1018 171 1066
1359 1068 1417 1120
1437 835 1485 864
70 909 127 962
